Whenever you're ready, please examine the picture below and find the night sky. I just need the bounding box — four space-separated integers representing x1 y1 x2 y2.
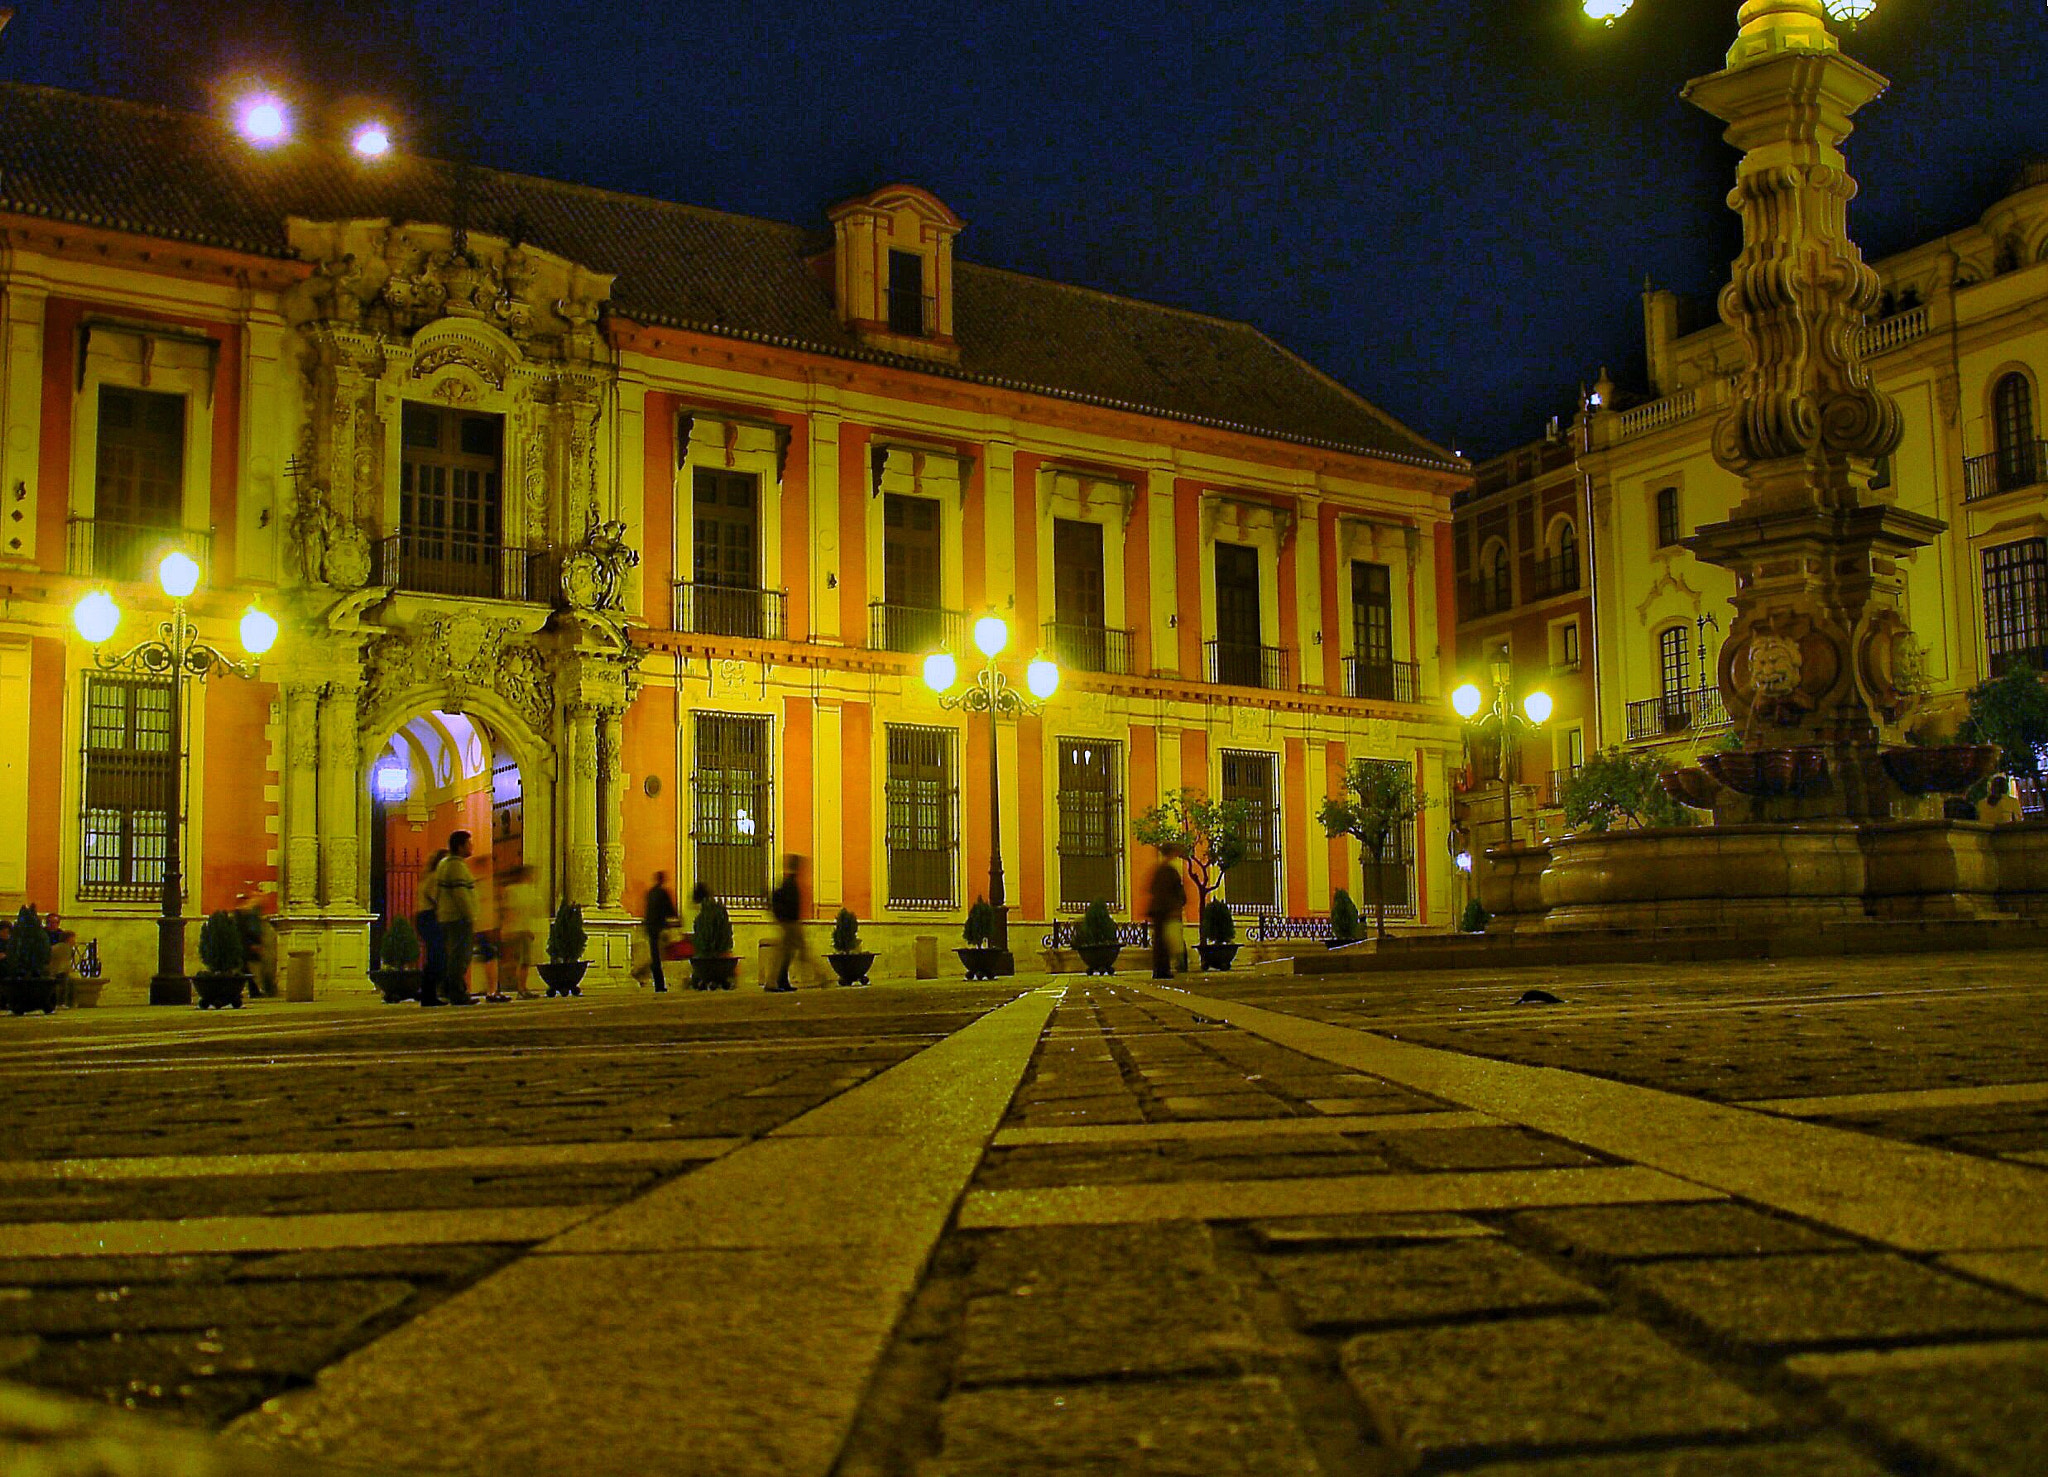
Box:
6 1 2042 458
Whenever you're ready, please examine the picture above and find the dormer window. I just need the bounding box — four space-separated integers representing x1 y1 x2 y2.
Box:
825 184 962 362
887 250 929 336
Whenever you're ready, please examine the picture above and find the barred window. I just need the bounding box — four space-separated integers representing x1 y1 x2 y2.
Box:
1056 738 1122 911
1984 538 2048 676
79 674 174 902
886 724 958 910
1350 758 1417 922
692 713 772 906
1220 749 1279 911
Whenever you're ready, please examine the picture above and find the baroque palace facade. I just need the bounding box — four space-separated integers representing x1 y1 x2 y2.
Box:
0 85 1465 994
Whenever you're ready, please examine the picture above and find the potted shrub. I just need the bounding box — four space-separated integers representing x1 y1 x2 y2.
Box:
827 908 874 987
3 905 56 1017
689 895 737 989
193 909 248 1010
1072 901 1122 976
957 896 1000 980
371 915 423 1003
1459 897 1490 934
1196 898 1239 972
538 903 589 997
1328 889 1360 948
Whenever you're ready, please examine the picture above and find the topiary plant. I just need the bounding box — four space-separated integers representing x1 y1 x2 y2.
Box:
198 910 244 975
1329 889 1360 941
6 906 50 978
1074 900 1117 949
963 896 995 948
831 908 862 954
1460 898 1490 934
381 914 421 969
693 896 734 958
547 903 587 964
1202 897 1235 945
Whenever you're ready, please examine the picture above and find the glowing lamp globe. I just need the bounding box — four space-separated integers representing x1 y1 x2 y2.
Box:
1455 851 1473 874
1581 0 1634 24
1451 683 1484 720
350 121 391 159
973 615 1009 657
72 590 121 645
1823 0 1877 23
1523 690 1554 726
158 551 201 600
1026 657 1060 701
923 651 957 694
234 93 290 146
240 604 280 656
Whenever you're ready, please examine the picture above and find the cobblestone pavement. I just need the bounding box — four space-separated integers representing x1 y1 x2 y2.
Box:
1 955 2045 1476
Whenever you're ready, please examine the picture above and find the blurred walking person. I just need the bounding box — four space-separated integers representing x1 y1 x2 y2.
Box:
497 864 540 998
433 831 480 1006
416 848 448 1008
639 871 679 993
1146 855 1186 980
764 855 812 992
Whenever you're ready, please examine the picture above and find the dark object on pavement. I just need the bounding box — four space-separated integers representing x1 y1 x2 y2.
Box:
1515 988 1564 1005
3 904 56 1015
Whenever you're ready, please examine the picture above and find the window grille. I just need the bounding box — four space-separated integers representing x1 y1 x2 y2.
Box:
78 673 175 902
1984 538 2048 676
1350 758 1417 922
1220 749 1280 911
885 724 959 910
691 713 773 906
1056 738 1123 910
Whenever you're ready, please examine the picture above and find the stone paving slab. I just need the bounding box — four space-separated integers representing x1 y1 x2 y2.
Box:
1456 1439 1893 1476
1258 1237 1606 1330
0 1205 595 1258
0 1137 742 1180
1512 1202 1855 1261
1788 1340 2048 1477
992 1108 1495 1145
1942 1248 2048 1302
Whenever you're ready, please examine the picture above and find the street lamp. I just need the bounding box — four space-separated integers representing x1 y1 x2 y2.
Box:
923 611 1058 975
1451 655 1549 852
73 551 278 1005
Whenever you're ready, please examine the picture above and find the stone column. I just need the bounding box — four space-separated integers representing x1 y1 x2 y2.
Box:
597 704 625 911
319 677 363 908
281 682 323 909
564 702 599 907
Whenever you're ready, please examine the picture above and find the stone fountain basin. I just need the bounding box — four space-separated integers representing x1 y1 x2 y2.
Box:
1879 744 2000 796
1698 748 1829 798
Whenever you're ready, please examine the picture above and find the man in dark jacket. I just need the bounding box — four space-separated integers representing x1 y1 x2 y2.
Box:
640 872 679 993
764 855 811 992
1146 856 1187 980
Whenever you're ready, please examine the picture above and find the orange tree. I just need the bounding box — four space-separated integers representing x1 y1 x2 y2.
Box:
1133 788 1255 943
1319 759 1427 941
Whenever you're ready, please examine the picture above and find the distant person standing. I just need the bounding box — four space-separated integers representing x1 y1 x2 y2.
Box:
1979 773 2026 825
640 871 679 994
433 831 480 1006
764 855 811 992
416 849 448 1008
1145 856 1186 980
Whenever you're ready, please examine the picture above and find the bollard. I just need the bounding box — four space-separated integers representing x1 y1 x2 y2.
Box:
914 935 938 979
285 950 316 1002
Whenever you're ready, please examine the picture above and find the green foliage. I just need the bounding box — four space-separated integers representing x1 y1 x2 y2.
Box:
1460 898 1490 934
1201 898 1236 945
1321 759 1429 939
1074 900 1117 949
548 903 589 964
963 896 996 947
1558 748 1686 833
1329 889 1359 941
1961 664 2048 777
831 908 862 954
691 897 733 958
197 910 244 976
1134 789 1256 919
5 906 50 978
380 914 421 969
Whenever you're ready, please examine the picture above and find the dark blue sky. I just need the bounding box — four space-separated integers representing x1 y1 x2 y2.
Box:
7 1 2041 457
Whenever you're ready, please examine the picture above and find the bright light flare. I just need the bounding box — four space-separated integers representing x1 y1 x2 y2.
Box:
72 590 121 645
1455 851 1473 874
350 121 392 159
923 651 957 694
234 93 291 146
1026 657 1060 701
158 551 201 600
372 755 411 804
1451 682 1484 720
240 604 279 656
1581 0 1634 24
973 614 1009 658
1523 690 1554 726
1823 0 1877 24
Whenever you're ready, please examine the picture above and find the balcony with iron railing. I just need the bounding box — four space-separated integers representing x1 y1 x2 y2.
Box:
869 601 963 655
1462 580 1515 620
66 517 212 585
1965 441 2048 502
1543 766 1582 809
1204 639 1289 690
1625 685 1732 743
1530 552 1582 600
1042 620 1133 676
673 581 789 641
1343 657 1421 703
373 531 547 602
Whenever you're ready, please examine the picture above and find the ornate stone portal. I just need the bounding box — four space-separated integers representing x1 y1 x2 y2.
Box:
269 218 644 987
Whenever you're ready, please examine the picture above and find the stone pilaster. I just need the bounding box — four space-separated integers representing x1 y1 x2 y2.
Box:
564 702 599 907
319 677 363 907
281 682 323 908
597 704 625 910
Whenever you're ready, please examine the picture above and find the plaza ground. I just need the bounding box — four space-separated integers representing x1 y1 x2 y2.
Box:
2 953 2046 1475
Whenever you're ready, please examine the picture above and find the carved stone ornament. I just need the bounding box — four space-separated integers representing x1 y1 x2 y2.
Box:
1852 609 1927 727
286 481 371 591
1747 634 1803 698
1723 610 1837 730
431 377 479 406
413 342 507 389
363 614 554 739
559 513 641 612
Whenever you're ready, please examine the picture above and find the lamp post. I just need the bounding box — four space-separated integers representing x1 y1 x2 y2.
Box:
1451 656 1551 852
74 552 278 1005
923 613 1060 976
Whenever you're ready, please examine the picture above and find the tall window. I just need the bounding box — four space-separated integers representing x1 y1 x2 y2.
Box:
1350 561 1395 698
78 674 174 901
1350 758 1415 921
691 714 772 906
1984 538 2048 676
690 469 763 637
1213 542 1265 686
91 387 185 581
1659 626 1692 724
399 404 505 597
1655 487 1682 547
878 493 944 651
1488 543 1511 611
1050 519 1111 671
1557 619 1581 670
1994 373 2039 494
1551 520 1579 591
1056 738 1123 910
1220 750 1279 910
887 249 927 336
885 725 958 909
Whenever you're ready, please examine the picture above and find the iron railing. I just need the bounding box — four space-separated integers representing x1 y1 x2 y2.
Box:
66 517 211 586
1344 657 1420 703
673 581 788 640
1625 686 1732 742
1966 441 2048 502
870 601 963 655
1531 552 1581 599
1043 918 1153 948
373 532 546 602
1042 620 1133 675
1205 639 1289 690
1990 644 2048 679
1463 580 1515 619
1544 766 1582 809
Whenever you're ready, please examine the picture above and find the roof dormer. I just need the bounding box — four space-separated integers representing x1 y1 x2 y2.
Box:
825 184 963 363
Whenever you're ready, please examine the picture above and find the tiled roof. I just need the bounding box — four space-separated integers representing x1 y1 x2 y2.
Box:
0 84 1458 470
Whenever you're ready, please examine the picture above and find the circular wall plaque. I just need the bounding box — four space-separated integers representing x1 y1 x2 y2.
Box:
643 774 662 798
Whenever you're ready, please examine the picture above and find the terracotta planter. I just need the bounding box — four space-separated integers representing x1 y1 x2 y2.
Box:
194 971 247 1010
1074 943 1123 977
3 975 57 1016
1196 942 1240 972
538 961 589 996
687 956 736 991
1661 768 1722 811
1880 744 2001 796
827 951 874 986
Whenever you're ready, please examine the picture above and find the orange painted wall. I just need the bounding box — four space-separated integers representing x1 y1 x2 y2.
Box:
1179 727 1207 921
1284 737 1309 914
198 678 276 912
841 701 873 916
1326 741 1352 895
779 414 811 641
839 424 872 639
1016 713 1044 920
783 695 814 904
963 712 990 907
1127 722 1157 911
25 638 64 907
623 682 677 905
642 394 676 598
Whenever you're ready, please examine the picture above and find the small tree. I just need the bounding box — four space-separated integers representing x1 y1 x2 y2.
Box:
380 915 421 970
1558 748 1685 834
692 897 734 958
1074 900 1117 949
831 908 862 954
1961 663 2048 779
1320 760 1427 941
1133 789 1256 942
547 903 589 964
1460 897 1490 934
1329 889 1360 942
963 897 996 948
198 911 244 976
